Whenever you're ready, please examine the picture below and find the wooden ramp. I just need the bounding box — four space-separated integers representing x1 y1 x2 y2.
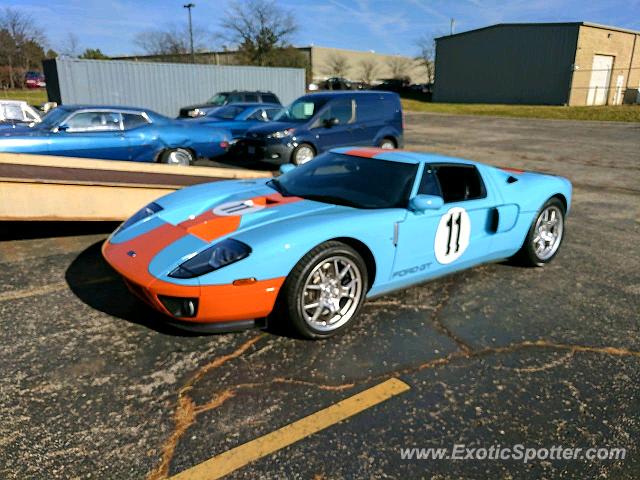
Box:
0 153 272 221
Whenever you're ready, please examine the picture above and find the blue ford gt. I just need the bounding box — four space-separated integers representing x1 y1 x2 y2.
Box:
0 105 231 165
103 147 572 338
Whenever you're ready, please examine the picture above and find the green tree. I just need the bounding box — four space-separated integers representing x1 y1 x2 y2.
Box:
80 48 109 60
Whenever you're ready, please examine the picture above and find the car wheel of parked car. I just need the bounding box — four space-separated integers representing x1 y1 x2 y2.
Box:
513 198 565 267
292 143 315 165
282 241 368 339
378 138 396 149
160 148 194 166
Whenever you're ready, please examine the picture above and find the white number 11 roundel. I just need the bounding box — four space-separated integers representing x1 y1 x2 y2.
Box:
434 207 471 264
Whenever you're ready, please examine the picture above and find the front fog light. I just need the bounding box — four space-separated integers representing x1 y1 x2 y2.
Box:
158 296 198 318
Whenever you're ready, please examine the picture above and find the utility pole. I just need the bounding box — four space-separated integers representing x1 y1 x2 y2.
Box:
184 3 195 63
450 18 455 35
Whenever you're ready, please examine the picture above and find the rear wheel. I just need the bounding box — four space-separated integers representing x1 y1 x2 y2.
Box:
513 198 565 267
282 241 368 339
291 143 315 165
160 148 194 166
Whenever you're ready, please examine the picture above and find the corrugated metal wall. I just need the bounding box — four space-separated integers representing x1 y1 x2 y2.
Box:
44 58 305 117
434 24 580 105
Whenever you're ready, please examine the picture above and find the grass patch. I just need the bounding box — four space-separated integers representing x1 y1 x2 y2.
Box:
0 88 48 106
401 98 640 122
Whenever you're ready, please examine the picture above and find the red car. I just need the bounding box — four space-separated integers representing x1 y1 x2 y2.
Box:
24 71 46 89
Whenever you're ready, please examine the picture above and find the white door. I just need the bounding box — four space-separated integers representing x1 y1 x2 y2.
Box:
587 55 614 106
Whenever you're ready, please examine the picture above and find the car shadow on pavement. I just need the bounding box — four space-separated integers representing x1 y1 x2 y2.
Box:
65 240 206 337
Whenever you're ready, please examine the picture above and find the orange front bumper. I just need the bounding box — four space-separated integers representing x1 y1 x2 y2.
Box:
102 239 284 323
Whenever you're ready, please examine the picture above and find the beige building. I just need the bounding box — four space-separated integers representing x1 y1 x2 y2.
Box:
434 22 640 106
115 46 429 86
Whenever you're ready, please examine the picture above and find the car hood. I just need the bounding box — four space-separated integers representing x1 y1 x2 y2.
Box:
109 178 337 277
0 125 46 136
246 121 300 136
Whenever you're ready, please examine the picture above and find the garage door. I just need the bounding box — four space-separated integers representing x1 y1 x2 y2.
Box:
587 55 614 106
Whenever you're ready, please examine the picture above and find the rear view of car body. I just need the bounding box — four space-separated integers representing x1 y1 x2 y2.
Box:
238 91 404 164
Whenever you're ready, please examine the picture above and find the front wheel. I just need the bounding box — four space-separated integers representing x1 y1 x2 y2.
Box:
378 137 396 149
282 241 368 339
159 148 194 166
513 198 565 267
291 143 315 165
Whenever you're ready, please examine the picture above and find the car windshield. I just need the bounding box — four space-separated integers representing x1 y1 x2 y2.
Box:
207 93 228 106
39 108 70 128
273 97 328 123
268 152 418 209
211 105 245 120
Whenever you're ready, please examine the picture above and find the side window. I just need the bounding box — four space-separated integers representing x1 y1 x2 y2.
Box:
318 99 354 125
245 93 258 102
227 93 243 103
417 167 442 197
122 113 150 130
4 104 24 121
434 165 486 203
262 94 279 104
246 109 266 121
66 111 121 132
265 108 281 120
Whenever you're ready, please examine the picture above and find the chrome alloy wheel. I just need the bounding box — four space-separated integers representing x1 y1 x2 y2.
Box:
166 149 192 165
300 255 363 332
379 139 395 149
533 205 563 261
294 145 315 165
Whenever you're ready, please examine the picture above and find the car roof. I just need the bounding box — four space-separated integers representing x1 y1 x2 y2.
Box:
222 102 282 108
301 90 398 100
58 104 163 115
331 147 481 166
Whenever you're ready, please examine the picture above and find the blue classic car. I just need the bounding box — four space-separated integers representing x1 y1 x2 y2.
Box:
0 105 232 165
188 103 283 140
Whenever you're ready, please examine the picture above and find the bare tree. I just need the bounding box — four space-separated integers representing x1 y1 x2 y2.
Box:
220 0 297 66
357 58 379 84
134 23 210 58
59 32 79 57
323 53 349 78
386 56 412 81
416 35 436 83
0 8 46 88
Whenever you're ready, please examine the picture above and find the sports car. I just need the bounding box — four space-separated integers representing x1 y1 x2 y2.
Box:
185 103 284 140
102 148 572 338
0 105 231 165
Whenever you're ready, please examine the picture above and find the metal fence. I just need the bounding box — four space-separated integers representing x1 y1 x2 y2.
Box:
43 58 305 117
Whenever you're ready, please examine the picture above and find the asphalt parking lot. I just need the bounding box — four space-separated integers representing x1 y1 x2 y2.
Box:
1 112 639 479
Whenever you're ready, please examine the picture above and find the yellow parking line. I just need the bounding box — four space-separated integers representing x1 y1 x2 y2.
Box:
169 378 411 480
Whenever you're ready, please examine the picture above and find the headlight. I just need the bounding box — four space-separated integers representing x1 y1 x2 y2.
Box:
116 202 163 233
268 128 295 139
169 239 251 279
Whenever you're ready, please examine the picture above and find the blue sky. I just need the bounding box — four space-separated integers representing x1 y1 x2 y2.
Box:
7 0 640 56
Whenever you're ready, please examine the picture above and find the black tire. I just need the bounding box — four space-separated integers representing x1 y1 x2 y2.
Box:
378 137 396 149
512 197 565 267
291 143 315 165
280 241 368 339
159 148 194 166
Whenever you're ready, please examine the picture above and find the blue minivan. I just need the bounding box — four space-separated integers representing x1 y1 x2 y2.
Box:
239 91 403 165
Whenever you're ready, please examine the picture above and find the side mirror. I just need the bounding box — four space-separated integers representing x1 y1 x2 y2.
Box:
56 124 69 132
279 163 296 174
409 194 443 212
323 117 339 128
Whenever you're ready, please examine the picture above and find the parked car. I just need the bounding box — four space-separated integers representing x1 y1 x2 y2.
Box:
0 105 231 165
179 91 281 118
0 100 41 126
24 71 46 88
320 77 353 90
102 148 571 337
186 102 283 140
372 78 411 93
237 91 403 165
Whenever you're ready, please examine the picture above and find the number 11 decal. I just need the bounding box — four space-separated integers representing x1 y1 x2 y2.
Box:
435 207 471 264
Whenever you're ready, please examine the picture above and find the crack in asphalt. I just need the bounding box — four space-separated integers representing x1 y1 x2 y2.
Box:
148 333 640 479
